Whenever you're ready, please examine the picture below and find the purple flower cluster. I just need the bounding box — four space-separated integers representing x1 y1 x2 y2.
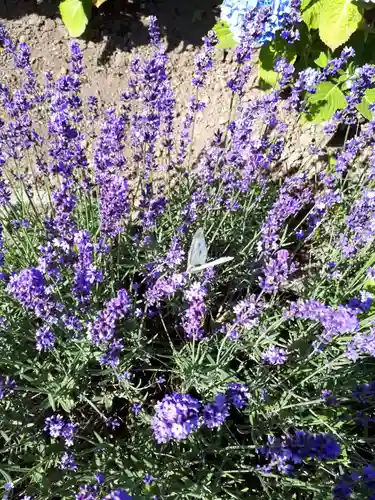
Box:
259 430 341 475
285 299 359 349
261 173 311 252
89 289 131 366
73 230 102 304
145 272 187 306
346 329 375 361
44 414 78 447
260 249 296 293
75 485 133 500
202 393 230 428
224 295 264 340
152 383 249 442
339 189 375 257
334 464 375 500
99 174 129 238
262 345 288 365
59 451 78 471
226 382 250 409
192 31 217 88
181 282 208 339
0 375 16 399
152 392 201 443
35 326 56 352
7 267 60 323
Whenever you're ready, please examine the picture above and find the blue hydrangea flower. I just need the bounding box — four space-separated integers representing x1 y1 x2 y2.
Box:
221 0 298 44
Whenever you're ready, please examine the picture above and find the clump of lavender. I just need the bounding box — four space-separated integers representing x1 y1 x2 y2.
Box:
1 8 375 500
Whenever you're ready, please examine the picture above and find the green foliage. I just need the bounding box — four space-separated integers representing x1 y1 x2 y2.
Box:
301 0 322 30
213 20 237 49
318 0 363 51
59 0 92 37
258 36 297 87
356 88 375 120
305 81 347 122
217 0 375 124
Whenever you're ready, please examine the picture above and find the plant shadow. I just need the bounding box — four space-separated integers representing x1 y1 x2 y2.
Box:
0 0 220 64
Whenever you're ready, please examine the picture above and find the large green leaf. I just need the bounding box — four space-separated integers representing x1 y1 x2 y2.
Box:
213 21 237 50
356 88 375 121
258 44 278 87
59 0 92 38
305 81 347 122
301 0 322 30
319 0 362 51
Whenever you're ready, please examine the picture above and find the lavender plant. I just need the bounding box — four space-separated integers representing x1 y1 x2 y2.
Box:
1 11 375 500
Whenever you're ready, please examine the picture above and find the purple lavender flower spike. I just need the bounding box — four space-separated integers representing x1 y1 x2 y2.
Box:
73 230 102 304
262 345 288 365
152 392 201 443
259 430 340 474
90 289 131 346
103 490 132 500
59 452 78 471
0 375 16 399
7 267 60 323
203 393 229 428
286 298 358 349
181 281 207 339
226 382 250 409
35 326 56 352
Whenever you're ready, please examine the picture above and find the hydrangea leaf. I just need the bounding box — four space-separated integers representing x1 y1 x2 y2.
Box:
59 0 92 38
213 20 237 49
356 88 375 121
258 40 297 88
259 45 279 87
301 0 322 30
319 0 363 51
305 81 347 122
313 51 329 68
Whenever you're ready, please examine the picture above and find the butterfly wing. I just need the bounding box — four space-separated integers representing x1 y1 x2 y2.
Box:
187 228 208 271
189 256 234 274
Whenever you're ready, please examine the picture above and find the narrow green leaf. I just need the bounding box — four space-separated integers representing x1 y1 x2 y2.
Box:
306 81 347 122
47 392 56 411
319 0 362 51
213 21 237 50
59 0 92 38
356 88 375 120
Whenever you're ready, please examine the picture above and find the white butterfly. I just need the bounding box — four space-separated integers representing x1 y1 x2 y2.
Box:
187 228 234 274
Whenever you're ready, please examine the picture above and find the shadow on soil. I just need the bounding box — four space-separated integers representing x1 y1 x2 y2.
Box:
0 0 219 63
